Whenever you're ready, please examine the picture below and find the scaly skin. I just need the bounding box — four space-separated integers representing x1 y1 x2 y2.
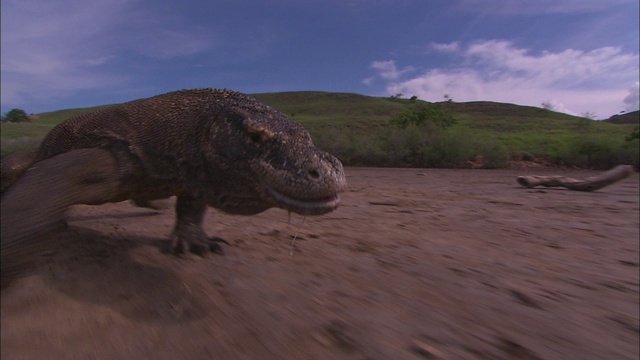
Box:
1 89 346 270
1 149 120 288
0 149 37 194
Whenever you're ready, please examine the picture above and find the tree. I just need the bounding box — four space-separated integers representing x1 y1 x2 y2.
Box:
580 111 596 120
541 101 555 111
389 103 456 129
2 109 29 123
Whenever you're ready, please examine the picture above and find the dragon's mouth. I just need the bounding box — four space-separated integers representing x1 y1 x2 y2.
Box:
265 186 341 215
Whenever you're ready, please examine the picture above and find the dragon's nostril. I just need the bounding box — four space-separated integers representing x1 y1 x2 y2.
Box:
308 170 320 179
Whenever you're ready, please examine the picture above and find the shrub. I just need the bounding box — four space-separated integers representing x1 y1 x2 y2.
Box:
626 126 639 142
313 124 509 169
617 134 639 168
311 110 635 170
377 125 477 168
550 134 638 169
520 151 535 162
1 109 29 123
420 128 476 168
389 103 456 129
475 140 510 169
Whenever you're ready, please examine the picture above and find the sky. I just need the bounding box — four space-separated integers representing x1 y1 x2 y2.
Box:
1 0 639 119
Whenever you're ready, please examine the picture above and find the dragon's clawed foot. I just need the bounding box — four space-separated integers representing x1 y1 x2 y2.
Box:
168 225 229 256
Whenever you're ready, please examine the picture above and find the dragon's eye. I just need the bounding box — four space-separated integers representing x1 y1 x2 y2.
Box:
249 131 262 144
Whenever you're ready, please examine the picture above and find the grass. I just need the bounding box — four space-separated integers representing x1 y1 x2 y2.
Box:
1 92 638 169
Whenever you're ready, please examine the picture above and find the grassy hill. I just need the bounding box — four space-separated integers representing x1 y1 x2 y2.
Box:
602 110 639 124
1 92 638 169
253 91 418 132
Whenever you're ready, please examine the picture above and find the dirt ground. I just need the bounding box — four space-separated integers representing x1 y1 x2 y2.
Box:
1 167 638 359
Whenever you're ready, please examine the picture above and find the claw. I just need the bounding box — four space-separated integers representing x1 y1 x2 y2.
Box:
170 238 186 255
209 243 224 255
188 242 207 256
207 237 229 255
210 236 230 245
168 235 229 256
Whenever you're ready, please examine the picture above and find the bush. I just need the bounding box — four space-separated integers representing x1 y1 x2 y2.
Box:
313 124 510 169
379 125 427 165
475 140 510 169
617 135 639 168
389 103 456 129
626 126 639 142
549 134 639 169
311 128 384 166
519 151 535 162
419 128 476 168
1 109 29 123
311 108 635 169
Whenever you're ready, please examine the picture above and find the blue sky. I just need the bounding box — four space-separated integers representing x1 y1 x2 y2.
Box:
1 0 638 119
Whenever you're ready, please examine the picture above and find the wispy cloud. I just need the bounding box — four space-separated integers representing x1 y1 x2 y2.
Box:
623 83 640 112
454 0 637 15
367 40 639 117
1 0 215 109
429 42 460 53
370 60 414 81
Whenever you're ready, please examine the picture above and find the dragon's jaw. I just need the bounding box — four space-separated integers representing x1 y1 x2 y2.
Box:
264 185 341 215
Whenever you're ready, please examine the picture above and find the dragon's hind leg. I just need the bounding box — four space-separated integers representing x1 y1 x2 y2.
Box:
1 149 38 195
1 148 122 289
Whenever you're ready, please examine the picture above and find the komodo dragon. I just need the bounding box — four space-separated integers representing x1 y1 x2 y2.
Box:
1 88 346 285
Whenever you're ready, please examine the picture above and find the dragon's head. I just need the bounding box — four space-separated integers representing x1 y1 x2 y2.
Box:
203 91 346 216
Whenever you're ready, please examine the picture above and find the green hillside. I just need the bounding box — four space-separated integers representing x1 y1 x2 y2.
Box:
253 91 418 132
1 92 638 169
603 110 639 124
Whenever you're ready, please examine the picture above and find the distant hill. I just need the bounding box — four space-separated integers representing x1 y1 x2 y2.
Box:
602 110 639 124
3 92 596 135
1 91 637 169
252 91 421 132
253 93 592 135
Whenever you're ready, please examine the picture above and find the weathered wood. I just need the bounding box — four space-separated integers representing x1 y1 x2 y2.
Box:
517 165 634 191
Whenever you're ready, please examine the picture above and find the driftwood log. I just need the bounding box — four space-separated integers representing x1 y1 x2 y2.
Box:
517 165 634 191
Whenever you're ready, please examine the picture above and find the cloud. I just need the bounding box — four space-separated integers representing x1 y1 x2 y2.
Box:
369 40 639 117
623 83 640 112
454 0 637 15
362 77 375 86
429 42 460 53
1 0 215 110
370 60 414 80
